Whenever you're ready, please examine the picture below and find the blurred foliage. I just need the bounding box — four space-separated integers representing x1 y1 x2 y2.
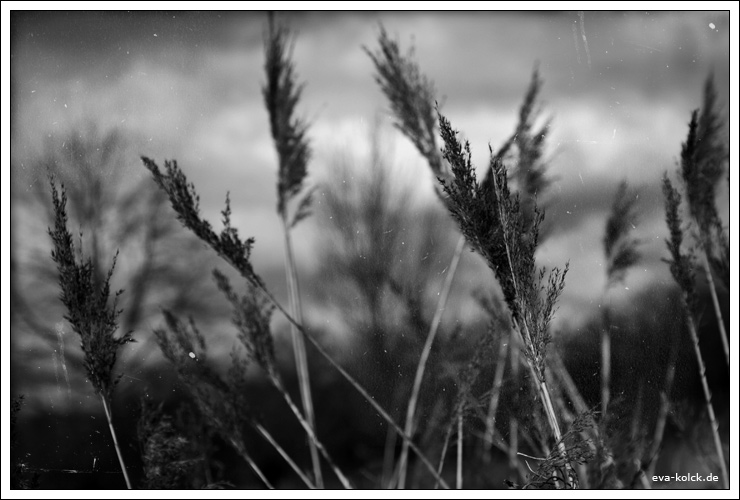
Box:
11 125 218 408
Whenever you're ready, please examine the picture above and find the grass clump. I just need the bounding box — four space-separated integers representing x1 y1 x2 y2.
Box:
137 400 199 489
142 154 451 489
657 85 729 489
438 114 567 376
153 308 276 488
367 26 581 489
436 110 576 487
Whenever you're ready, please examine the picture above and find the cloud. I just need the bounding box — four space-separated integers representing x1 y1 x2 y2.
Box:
10 11 730 330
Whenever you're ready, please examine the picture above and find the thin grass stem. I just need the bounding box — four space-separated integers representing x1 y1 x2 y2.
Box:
547 349 589 416
600 319 612 417
281 217 323 487
100 395 132 489
433 421 453 490
143 156 450 489
271 297 450 488
456 413 463 489
381 385 404 489
508 341 521 479
229 437 273 489
381 420 399 489
397 233 465 488
482 330 509 456
663 174 728 488
700 250 729 366
491 167 573 488
272 378 353 489
684 312 728 488
253 422 316 489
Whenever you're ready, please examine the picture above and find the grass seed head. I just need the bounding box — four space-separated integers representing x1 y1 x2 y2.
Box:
48 179 133 400
263 14 311 217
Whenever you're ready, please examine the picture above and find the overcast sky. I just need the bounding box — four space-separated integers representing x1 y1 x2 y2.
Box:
8 9 732 329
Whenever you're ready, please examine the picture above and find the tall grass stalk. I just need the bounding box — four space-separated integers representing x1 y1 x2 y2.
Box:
508 338 521 479
548 349 589 416
213 270 352 489
381 389 401 488
678 76 729 366
48 179 133 489
396 234 465 488
366 27 466 489
601 180 641 416
434 325 497 489
100 395 132 489
456 413 464 489
367 31 567 489
263 285 449 488
682 315 727 488
662 175 728 488
365 26 446 184
228 436 273 489
271 379 350 489
493 193 572 490
437 111 575 487
600 317 612 417
280 217 323 483
433 421 453 490
141 157 451 489
699 252 728 365
253 422 316 489
262 14 323 486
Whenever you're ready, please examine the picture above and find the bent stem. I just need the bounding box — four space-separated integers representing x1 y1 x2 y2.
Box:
281 217 323 487
397 233 465 489
99 395 132 489
701 250 729 366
